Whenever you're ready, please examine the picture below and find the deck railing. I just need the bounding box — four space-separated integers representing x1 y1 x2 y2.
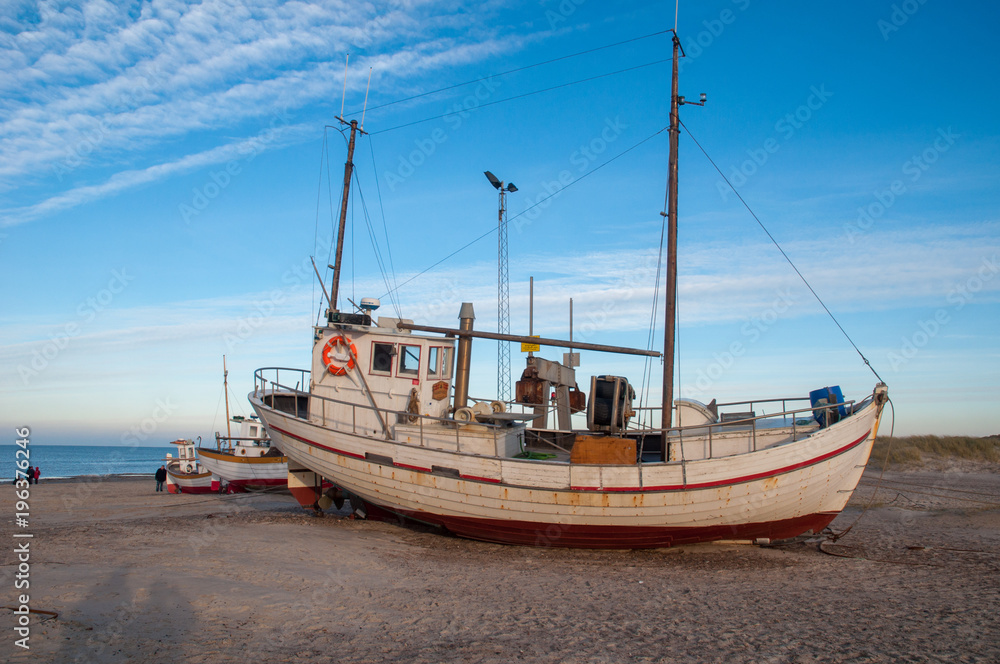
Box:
254 367 859 463
253 367 506 456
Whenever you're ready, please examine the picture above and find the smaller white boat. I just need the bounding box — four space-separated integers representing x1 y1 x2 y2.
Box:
164 438 213 494
195 358 288 493
197 415 288 493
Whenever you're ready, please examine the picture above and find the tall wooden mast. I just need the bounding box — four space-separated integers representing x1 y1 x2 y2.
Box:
662 29 705 430
223 355 231 439
329 117 364 313
662 31 681 430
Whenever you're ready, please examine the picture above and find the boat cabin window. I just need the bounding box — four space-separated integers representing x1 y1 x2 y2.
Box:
249 425 258 436
371 343 395 375
398 344 421 376
427 346 454 379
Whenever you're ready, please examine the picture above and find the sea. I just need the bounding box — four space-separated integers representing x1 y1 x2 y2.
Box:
1 444 171 482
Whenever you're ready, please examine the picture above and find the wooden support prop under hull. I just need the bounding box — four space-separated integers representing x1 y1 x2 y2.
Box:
287 460 324 509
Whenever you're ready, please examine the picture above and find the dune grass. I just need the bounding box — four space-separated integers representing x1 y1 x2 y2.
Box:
869 435 1000 469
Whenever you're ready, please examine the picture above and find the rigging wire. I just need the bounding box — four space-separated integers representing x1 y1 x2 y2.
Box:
351 29 671 116
825 396 895 543
349 167 355 306
367 136 403 313
639 195 667 428
313 131 326 294
351 168 403 318
859 477 1000 500
378 124 670 301
370 58 671 136
678 117 886 385
210 386 225 440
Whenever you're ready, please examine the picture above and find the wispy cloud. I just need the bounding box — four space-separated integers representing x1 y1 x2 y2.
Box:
0 0 539 223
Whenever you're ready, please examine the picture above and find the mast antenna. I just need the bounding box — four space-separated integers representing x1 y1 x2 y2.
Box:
340 54 349 118
361 67 373 131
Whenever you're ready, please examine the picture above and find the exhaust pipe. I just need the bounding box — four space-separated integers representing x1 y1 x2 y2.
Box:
453 302 475 409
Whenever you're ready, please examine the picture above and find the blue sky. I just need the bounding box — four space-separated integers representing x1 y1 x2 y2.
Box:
1 0 997 445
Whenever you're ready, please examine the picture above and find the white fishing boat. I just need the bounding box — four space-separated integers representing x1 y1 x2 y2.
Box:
164 438 213 494
197 416 287 493
196 359 288 493
249 31 888 548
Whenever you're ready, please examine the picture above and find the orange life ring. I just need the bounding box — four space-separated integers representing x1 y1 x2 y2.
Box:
322 335 357 375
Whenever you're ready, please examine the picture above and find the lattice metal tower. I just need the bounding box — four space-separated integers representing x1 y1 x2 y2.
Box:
485 171 517 402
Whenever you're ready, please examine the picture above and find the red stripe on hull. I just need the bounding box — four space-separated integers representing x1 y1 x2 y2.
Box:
394 463 432 473
226 478 287 487
370 503 838 549
271 425 364 460
270 423 871 494
460 474 501 484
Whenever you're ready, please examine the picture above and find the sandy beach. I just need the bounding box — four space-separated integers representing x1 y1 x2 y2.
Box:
3 468 999 664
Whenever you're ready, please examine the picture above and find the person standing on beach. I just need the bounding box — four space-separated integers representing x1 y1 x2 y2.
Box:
155 465 167 492
26 465 34 485
33 466 40 484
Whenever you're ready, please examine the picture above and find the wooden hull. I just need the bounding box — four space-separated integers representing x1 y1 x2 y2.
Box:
250 390 884 548
196 447 288 491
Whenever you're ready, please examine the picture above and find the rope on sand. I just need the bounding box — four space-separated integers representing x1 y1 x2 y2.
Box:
3 607 59 621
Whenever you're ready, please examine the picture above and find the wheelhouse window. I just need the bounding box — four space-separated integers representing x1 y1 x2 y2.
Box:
427 346 454 379
371 343 395 375
398 344 421 376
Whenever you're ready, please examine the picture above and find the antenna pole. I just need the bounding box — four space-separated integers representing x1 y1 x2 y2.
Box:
361 67 373 131
662 31 681 430
340 55 349 118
